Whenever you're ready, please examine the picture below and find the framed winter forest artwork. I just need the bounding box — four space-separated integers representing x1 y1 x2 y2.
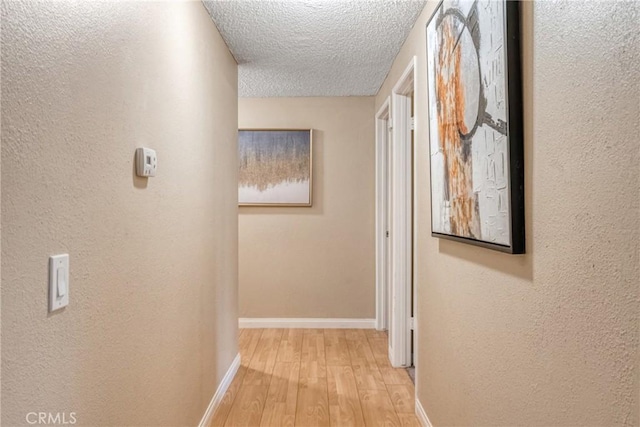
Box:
426 0 525 253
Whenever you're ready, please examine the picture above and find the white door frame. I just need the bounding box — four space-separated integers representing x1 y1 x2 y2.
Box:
389 57 416 368
375 97 391 331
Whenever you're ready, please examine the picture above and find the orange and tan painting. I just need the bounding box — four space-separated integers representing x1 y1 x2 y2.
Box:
238 130 312 206
427 0 512 246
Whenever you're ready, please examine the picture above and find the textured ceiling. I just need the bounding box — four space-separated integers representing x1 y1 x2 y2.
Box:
202 0 426 97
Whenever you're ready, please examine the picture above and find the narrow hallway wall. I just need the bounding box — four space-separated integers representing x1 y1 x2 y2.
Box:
377 1 639 425
1 2 238 425
238 97 376 320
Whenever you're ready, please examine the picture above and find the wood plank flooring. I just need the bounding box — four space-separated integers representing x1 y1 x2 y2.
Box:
211 329 419 427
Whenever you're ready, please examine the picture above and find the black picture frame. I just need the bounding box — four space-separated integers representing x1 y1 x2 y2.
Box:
425 0 525 254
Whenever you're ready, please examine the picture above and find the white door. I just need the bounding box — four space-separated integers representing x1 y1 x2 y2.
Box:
386 120 393 332
375 99 392 332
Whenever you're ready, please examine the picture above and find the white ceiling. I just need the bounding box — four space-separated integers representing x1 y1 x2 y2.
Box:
202 0 426 97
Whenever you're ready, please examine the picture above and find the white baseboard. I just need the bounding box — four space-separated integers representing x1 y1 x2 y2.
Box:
198 353 241 427
239 318 376 329
415 397 433 427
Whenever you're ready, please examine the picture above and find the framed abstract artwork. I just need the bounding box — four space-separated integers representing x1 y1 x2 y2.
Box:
426 0 525 253
238 129 313 207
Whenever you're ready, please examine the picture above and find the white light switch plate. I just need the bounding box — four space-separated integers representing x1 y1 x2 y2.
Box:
49 254 69 312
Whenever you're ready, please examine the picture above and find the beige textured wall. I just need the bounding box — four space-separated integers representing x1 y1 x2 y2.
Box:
1 2 238 426
238 97 376 319
377 1 639 425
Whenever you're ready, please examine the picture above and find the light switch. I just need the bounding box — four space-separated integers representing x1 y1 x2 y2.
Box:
49 254 69 312
57 268 66 297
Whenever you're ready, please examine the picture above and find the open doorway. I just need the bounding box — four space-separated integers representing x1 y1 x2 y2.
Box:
376 57 416 369
375 98 391 332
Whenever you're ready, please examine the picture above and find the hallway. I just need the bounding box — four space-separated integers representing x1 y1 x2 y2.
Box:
2 1 639 425
211 329 419 427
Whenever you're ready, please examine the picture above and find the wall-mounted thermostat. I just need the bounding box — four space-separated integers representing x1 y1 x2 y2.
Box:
136 147 157 177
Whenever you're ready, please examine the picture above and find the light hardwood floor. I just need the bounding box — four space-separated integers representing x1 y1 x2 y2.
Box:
210 328 420 427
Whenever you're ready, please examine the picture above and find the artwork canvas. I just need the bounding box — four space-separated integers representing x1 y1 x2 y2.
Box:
238 129 313 206
426 0 525 253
